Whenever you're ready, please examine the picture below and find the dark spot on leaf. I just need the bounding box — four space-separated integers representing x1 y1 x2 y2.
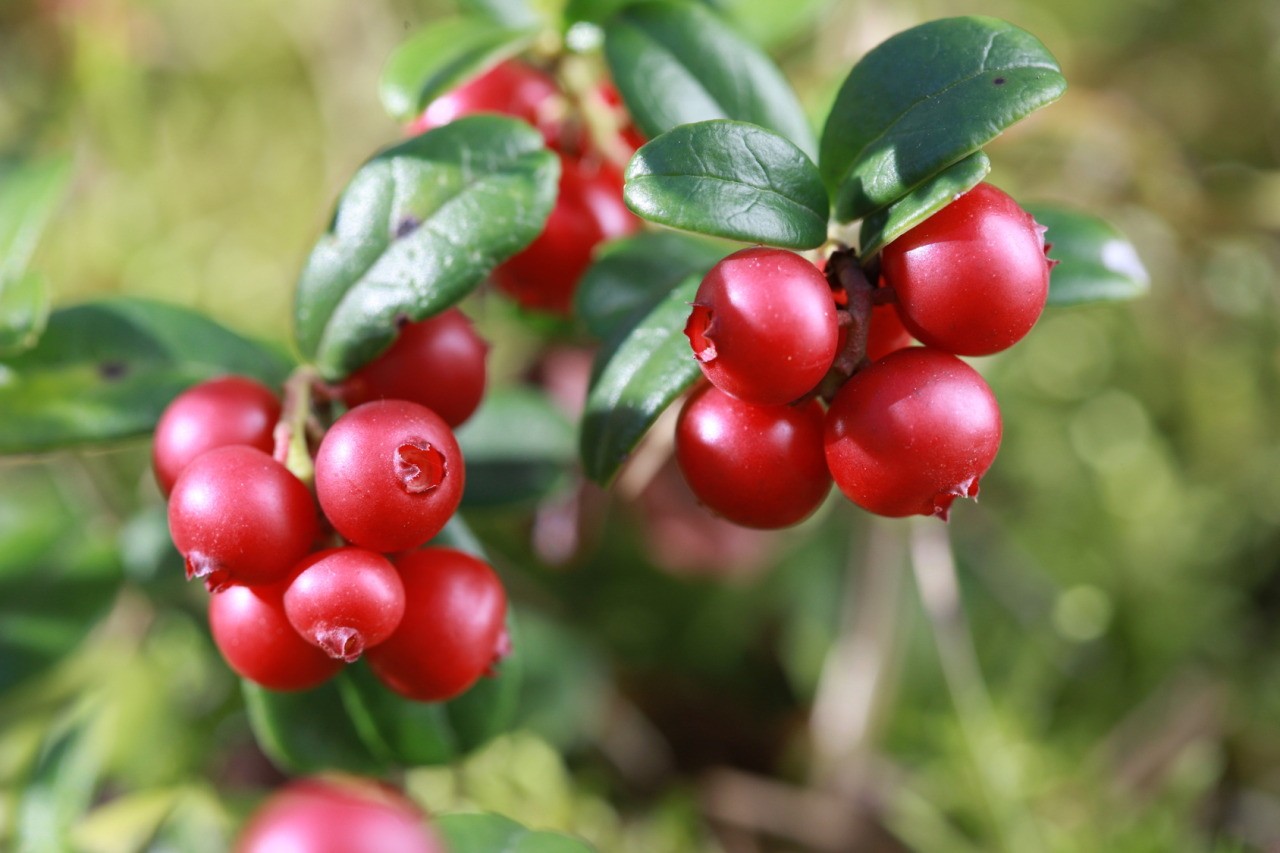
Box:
395 215 421 238
394 312 411 330
98 360 128 380
993 77 1006 85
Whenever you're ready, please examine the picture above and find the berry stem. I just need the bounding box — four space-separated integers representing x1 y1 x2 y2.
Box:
273 366 321 487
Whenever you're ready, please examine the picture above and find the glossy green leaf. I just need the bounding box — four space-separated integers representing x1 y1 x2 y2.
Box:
564 0 631 25
243 679 388 776
820 17 1065 222
456 387 576 508
0 298 289 454
858 151 990 258
293 116 558 381
1023 204 1150 305
0 156 71 356
379 18 536 122
580 275 700 484
435 813 597 853
603 1 815 156
623 120 829 249
575 231 728 341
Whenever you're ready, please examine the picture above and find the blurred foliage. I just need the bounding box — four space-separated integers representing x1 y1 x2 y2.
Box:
2 0 1280 850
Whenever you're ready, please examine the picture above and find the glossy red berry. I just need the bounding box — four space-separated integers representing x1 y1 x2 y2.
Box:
675 383 831 529
366 548 508 703
492 153 639 314
408 59 561 144
284 548 406 662
209 582 343 691
880 182 1052 356
236 777 443 853
168 446 318 590
314 401 464 553
824 347 1002 519
152 376 280 495
866 303 913 362
340 309 488 428
685 247 839 405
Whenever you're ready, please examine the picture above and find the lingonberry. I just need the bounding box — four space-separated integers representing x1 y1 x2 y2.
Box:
236 777 443 853
408 59 561 145
151 376 280 495
168 446 318 590
339 309 488 428
283 547 406 662
209 582 343 692
685 247 839 405
366 548 508 703
675 383 831 529
866 303 914 362
880 182 1052 356
824 347 1002 519
491 152 639 314
314 400 464 553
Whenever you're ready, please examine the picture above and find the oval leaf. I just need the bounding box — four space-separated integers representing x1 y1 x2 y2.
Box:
820 17 1065 222
580 275 701 484
1023 204 1150 305
435 813 597 853
603 1 815 156
858 151 990 258
293 116 559 381
456 387 576 508
0 156 71 356
0 298 289 454
379 18 535 122
575 232 728 341
624 120 829 249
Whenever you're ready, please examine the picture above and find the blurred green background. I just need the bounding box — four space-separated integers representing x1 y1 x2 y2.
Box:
2 0 1279 850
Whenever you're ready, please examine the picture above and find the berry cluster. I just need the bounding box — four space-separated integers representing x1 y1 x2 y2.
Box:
676 182 1054 527
412 59 641 314
155 311 509 702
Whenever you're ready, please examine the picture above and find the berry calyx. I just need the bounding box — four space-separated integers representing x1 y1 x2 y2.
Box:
685 247 839 405
880 182 1052 356
283 548 406 662
675 383 831 529
209 582 343 691
824 347 1002 519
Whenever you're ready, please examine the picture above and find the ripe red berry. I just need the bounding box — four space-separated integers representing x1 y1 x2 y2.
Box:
339 310 488 428
675 383 831 529
880 183 1052 356
236 777 444 853
209 582 343 691
284 548 406 662
866 303 913 362
685 247 839 405
152 376 280 495
824 348 1002 519
314 401 465 553
491 153 639 314
408 59 561 144
366 548 508 703
168 446 318 590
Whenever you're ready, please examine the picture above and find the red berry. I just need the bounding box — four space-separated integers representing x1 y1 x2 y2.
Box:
866 303 913 362
314 401 464 553
284 548 406 662
340 309 488 428
236 777 443 853
685 247 839 405
492 153 639 315
675 383 831 529
152 376 280 495
408 59 561 144
880 183 1051 356
168 446 318 590
824 348 1002 519
366 548 508 703
209 582 343 691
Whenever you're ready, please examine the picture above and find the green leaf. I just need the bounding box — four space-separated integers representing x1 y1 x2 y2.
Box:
379 18 536 122
623 120 829 249
243 679 388 776
0 272 49 357
456 387 576 508
0 298 289 454
580 275 701 484
457 0 543 28
293 116 559 381
819 17 1065 222
435 813 597 853
0 156 72 357
603 1 815 156
1023 204 1150 305
15 701 107 853
858 151 990 258
575 231 728 341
